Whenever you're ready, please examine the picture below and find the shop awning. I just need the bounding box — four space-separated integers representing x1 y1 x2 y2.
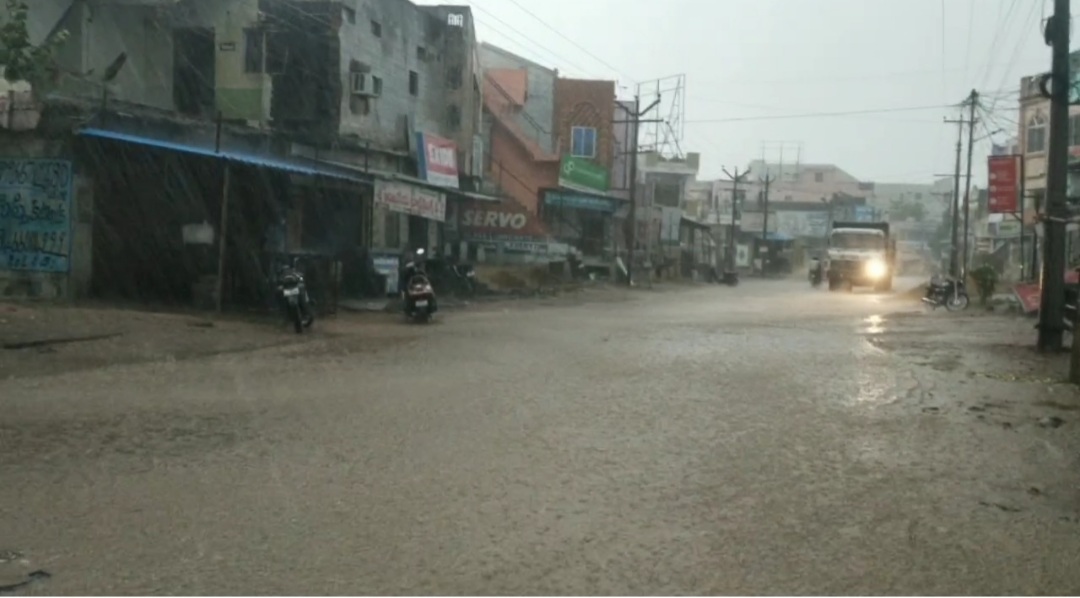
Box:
77 128 373 184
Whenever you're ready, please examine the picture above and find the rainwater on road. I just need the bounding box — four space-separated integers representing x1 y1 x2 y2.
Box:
2 279 1079 595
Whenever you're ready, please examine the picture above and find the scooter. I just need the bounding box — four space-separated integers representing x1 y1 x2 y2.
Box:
404 273 436 322
922 275 969 311
276 263 315 333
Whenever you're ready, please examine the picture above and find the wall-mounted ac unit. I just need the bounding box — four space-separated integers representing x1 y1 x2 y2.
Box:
350 72 379 96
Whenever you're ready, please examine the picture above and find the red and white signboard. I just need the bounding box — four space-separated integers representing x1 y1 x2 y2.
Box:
987 154 1020 214
374 180 446 222
458 199 549 242
416 132 459 189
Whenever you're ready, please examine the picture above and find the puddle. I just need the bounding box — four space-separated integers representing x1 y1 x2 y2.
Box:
863 314 886 335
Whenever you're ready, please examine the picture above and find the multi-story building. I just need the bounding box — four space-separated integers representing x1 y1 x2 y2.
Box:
471 43 625 267
4 0 487 302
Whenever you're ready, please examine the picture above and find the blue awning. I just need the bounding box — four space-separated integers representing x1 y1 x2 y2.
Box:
77 127 371 184
764 231 794 242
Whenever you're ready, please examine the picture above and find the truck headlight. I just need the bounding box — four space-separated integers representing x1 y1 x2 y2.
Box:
866 258 887 280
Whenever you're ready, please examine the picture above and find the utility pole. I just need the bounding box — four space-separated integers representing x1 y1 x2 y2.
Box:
961 89 979 277
943 115 966 278
721 166 751 275
1039 0 1070 353
760 173 774 274
615 95 661 287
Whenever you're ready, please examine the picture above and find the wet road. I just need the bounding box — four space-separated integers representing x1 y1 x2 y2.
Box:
3 280 1080 594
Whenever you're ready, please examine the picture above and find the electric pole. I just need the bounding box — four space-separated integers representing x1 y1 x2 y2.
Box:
1039 0 1070 353
760 173 774 274
616 95 661 287
943 115 966 278
961 89 979 277
721 166 751 275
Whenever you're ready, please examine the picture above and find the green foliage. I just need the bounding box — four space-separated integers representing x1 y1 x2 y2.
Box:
889 199 927 222
0 0 67 87
971 264 999 305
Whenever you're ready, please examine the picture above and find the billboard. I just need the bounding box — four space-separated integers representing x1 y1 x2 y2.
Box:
415 132 459 188
987 154 1020 214
459 199 549 242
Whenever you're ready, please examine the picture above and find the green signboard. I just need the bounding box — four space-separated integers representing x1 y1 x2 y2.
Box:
559 155 609 193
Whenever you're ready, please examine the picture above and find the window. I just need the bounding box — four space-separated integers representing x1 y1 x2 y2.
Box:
814 172 824 183
417 46 427 61
1070 114 1080 147
447 13 464 26
243 29 263 73
447 104 461 130
371 20 382 37
342 7 356 24
373 75 383 96
1027 113 1047 153
409 70 419 96
447 66 462 89
570 126 597 158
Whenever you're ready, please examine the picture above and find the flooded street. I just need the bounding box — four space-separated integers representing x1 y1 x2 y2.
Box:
3 281 1080 594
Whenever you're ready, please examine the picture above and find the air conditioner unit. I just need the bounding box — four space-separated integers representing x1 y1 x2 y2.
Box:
350 72 378 96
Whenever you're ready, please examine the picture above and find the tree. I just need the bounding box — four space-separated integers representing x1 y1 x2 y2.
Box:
889 198 927 222
0 0 67 89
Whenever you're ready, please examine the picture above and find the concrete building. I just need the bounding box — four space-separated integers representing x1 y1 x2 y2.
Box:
3 0 489 303
473 44 624 268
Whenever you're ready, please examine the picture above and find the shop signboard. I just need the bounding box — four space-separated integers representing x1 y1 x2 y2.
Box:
415 132 459 189
374 180 446 222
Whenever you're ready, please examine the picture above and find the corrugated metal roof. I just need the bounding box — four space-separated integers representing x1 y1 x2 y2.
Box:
77 128 371 184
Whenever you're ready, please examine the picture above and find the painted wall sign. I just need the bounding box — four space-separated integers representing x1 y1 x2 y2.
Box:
0 158 73 272
459 199 550 242
374 179 446 222
415 132 459 189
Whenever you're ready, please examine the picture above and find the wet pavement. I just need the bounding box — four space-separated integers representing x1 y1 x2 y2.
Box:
2 280 1080 595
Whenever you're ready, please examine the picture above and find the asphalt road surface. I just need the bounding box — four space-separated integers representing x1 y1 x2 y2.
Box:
3 280 1080 595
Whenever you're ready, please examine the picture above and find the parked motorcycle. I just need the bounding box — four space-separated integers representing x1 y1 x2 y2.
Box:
922 275 969 311
277 263 315 333
401 248 437 322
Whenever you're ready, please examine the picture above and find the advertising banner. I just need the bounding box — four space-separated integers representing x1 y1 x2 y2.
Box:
988 154 1020 214
415 132 459 188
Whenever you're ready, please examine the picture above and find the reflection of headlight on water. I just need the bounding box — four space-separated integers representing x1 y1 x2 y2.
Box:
865 259 887 279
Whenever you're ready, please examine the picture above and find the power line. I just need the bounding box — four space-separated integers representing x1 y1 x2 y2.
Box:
499 0 636 84
467 1 596 77
685 104 960 124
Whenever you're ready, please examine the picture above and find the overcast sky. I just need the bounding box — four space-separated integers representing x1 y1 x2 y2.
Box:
417 0 1054 184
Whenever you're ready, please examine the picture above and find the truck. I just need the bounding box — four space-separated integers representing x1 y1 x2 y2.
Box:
825 221 896 292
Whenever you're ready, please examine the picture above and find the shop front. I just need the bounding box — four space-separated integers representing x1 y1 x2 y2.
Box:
454 197 568 264
541 189 619 261
370 178 447 294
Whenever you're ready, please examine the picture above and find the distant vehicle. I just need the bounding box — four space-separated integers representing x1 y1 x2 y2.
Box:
825 221 896 292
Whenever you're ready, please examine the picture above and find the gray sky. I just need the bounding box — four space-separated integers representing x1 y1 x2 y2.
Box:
418 0 1053 183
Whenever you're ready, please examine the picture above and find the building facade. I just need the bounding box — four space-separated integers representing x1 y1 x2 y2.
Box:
4 0 487 302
